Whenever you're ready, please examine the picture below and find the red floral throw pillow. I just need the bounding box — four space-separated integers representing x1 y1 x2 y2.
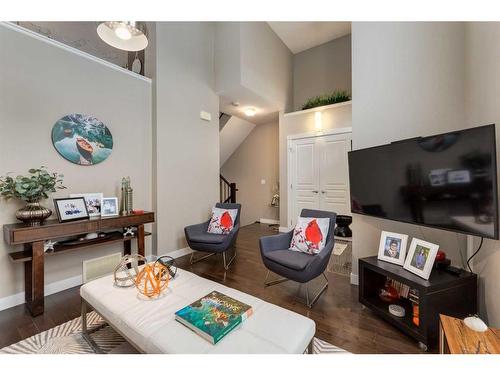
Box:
207 207 238 234
290 217 330 255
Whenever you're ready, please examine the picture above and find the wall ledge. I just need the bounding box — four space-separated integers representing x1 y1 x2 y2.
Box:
1 22 152 84
283 100 352 118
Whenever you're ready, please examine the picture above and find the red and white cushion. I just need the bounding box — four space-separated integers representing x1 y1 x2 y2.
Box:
289 217 330 255
207 207 238 234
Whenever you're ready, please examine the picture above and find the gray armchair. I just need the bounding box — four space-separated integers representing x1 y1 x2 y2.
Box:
259 209 336 308
184 203 241 270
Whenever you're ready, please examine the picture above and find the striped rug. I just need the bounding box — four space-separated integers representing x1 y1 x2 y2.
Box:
0 311 348 354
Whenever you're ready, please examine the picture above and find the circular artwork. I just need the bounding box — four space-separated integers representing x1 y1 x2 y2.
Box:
51 114 113 165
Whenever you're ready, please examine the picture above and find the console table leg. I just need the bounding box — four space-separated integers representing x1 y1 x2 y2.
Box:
137 224 145 257
25 241 44 316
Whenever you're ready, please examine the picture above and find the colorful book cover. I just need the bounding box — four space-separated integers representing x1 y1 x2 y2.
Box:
175 291 253 344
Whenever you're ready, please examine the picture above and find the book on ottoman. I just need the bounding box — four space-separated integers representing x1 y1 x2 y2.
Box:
175 291 253 344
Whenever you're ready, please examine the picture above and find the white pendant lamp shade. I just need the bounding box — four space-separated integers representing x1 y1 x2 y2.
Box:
97 21 148 51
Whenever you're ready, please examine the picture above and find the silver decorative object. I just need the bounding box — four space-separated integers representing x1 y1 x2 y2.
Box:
123 226 135 237
120 177 133 215
44 240 57 252
113 254 145 288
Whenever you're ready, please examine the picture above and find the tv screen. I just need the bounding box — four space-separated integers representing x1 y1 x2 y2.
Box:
348 124 498 239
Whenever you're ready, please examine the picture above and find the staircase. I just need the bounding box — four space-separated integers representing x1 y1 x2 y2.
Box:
220 174 237 203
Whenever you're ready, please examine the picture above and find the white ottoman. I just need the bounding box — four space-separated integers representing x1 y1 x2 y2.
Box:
80 268 316 354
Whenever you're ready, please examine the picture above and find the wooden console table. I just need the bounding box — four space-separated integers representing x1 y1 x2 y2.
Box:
3 212 155 316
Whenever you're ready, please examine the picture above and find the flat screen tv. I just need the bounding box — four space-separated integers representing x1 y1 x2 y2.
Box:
348 124 498 239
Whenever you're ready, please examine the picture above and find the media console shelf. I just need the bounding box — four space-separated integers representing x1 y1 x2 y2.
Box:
3 212 155 316
359 256 477 350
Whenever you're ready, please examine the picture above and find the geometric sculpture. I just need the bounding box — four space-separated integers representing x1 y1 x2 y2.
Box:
113 254 145 288
134 260 169 298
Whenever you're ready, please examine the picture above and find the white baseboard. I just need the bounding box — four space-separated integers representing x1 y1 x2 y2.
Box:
350 273 359 285
259 218 280 225
0 274 82 312
278 226 290 233
0 247 194 313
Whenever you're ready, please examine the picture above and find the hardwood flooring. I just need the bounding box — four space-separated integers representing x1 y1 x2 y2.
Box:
0 223 424 353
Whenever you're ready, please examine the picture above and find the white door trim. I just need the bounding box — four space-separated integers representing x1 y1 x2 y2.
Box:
287 126 352 141
287 129 353 229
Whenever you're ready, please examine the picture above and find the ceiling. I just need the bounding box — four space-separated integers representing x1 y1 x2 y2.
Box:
267 22 351 54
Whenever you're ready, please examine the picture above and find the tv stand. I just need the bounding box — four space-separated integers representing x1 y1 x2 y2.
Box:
359 256 477 350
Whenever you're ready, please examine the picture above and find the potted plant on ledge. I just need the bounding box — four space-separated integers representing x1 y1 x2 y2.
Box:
0 167 66 226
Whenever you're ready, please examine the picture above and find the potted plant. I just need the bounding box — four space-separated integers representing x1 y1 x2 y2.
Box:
0 167 66 226
301 90 351 110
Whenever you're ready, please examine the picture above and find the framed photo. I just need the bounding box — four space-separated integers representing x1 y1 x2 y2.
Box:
101 197 119 217
403 238 440 280
54 197 89 223
70 193 103 217
377 231 408 266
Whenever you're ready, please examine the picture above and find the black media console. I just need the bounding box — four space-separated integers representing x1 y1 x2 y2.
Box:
359 256 477 350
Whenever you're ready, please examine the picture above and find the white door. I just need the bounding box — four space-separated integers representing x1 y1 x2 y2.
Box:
289 137 320 227
318 133 352 215
289 132 352 227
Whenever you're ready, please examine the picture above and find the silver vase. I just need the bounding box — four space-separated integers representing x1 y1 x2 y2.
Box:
15 202 52 226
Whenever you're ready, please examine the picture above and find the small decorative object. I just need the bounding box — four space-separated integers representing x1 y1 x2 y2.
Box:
131 52 142 74
463 315 488 333
270 183 279 207
113 254 145 288
120 177 133 215
0 167 66 226
135 261 169 298
377 231 408 266
156 256 178 279
379 279 399 303
101 197 119 217
84 233 99 240
53 197 89 223
301 90 351 110
334 215 352 238
52 113 113 166
403 238 439 280
433 249 451 269
44 240 57 252
123 226 135 237
70 193 103 217
389 304 406 318
132 209 144 214
412 304 420 326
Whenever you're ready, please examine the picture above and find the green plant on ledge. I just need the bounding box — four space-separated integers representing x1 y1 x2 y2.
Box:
301 90 351 110
0 167 66 226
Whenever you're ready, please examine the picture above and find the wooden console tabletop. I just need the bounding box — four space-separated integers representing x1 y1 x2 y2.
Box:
3 212 155 316
439 314 500 354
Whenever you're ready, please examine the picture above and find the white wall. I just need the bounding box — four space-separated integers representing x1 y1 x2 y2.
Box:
154 22 220 254
219 116 256 166
293 35 352 111
0 23 152 305
279 103 352 228
350 22 467 281
465 22 500 327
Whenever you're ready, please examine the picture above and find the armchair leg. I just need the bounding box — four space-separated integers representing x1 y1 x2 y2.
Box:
304 272 329 308
264 270 288 287
190 251 216 265
223 247 236 270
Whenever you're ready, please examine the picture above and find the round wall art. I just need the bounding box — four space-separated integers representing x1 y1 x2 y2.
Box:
51 114 113 166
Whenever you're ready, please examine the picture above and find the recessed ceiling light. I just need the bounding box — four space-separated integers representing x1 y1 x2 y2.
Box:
97 21 148 51
244 107 256 117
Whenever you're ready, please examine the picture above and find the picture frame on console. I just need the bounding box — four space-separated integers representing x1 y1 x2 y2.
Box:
377 231 408 266
70 193 103 217
54 197 90 223
403 238 439 280
101 197 119 217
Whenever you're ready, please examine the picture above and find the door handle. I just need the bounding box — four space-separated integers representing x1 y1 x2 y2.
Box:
321 191 326 194
312 190 319 194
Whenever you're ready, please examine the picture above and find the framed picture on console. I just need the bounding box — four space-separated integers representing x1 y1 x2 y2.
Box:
70 193 103 217
101 197 119 217
377 231 408 266
403 238 439 280
54 197 90 223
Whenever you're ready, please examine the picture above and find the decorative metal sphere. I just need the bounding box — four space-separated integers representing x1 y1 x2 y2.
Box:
113 254 146 288
155 256 178 279
135 261 169 298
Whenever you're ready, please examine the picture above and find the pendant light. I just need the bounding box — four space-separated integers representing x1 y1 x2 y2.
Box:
97 21 148 51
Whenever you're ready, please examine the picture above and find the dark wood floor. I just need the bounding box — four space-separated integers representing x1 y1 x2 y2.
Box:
0 223 424 353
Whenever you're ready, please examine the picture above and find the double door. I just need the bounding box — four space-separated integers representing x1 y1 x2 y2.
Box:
289 132 352 227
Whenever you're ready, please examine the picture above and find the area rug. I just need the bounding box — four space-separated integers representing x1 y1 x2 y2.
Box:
0 311 348 354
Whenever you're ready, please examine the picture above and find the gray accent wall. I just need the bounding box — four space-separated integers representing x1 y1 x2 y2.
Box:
293 34 352 111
